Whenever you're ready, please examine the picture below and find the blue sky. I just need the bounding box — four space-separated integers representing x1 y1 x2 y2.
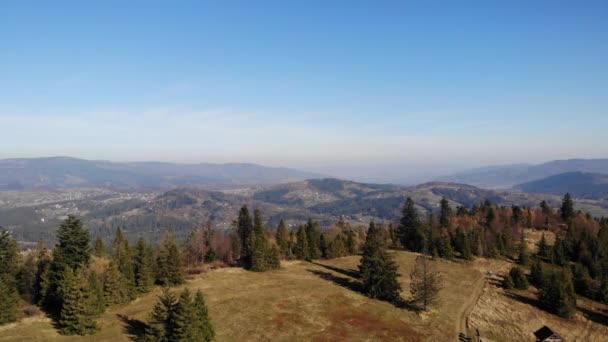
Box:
0 1 606 181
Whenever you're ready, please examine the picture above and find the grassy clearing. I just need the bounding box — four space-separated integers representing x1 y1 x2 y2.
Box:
1 251 495 341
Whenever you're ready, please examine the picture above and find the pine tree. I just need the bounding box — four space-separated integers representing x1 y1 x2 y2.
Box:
409 254 442 311
518 231 529 265
537 233 549 259
344 228 357 255
145 287 178 341
93 236 105 258
46 215 91 311
156 231 184 286
111 227 136 299
530 259 545 287
359 222 402 303
172 288 195 341
87 272 105 315
538 268 576 318
509 266 529 290
294 225 310 260
305 219 321 260
0 228 20 324
561 193 575 222
248 209 279 272
134 237 154 294
276 219 289 258
192 290 214 341
57 268 98 335
439 197 452 228
104 260 130 305
237 206 253 265
398 198 426 252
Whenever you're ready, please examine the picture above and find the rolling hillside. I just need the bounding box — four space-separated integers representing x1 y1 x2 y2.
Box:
515 172 608 199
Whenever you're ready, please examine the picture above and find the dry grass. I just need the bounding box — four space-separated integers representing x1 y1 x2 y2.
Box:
469 268 608 342
0 251 505 341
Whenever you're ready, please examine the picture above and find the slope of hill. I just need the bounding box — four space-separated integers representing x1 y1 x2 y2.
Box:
439 159 608 188
515 172 608 199
0 157 324 190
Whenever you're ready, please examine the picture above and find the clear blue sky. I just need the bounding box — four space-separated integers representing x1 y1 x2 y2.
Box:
0 1 606 181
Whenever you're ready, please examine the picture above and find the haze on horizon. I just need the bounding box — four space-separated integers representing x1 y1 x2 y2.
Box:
1 1 607 182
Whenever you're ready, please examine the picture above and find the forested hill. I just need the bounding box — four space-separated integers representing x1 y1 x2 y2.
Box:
515 172 608 199
4 178 607 245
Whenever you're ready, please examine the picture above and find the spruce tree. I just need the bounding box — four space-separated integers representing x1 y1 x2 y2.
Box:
237 206 253 265
517 231 529 265
439 197 452 228
57 268 98 335
305 219 321 260
134 237 154 294
104 260 130 305
294 225 310 260
509 266 529 290
409 254 442 311
537 233 549 259
276 219 289 258
46 215 91 311
192 290 214 341
538 268 576 318
530 259 545 287
172 288 195 341
146 287 178 341
0 228 20 324
156 231 184 286
359 222 402 303
248 209 280 272
111 227 136 299
561 193 575 222
34 244 52 305
93 236 105 258
503 274 514 289
398 198 426 252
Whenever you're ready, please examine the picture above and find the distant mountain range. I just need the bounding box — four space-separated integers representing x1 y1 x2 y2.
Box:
439 159 608 188
0 157 324 190
515 172 608 199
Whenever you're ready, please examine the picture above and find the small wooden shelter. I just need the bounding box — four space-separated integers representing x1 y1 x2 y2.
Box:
534 326 564 342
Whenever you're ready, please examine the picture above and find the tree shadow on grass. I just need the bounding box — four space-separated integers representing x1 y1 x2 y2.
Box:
310 261 360 279
307 269 414 311
579 306 608 326
117 314 149 341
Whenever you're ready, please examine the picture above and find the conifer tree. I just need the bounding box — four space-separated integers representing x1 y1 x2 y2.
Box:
503 274 514 289
359 222 402 303
327 234 346 259
192 290 214 341
247 209 280 272
104 260 130 305
561 193 575 222
517 231 529 265
537 233 549 259
0 228 20 325
305 219 321 260
46 215 91 311
93 236 105 258
398 198 426 252
344 228 357 255
17 252 37 303
172 288 195 340
530 259 546 287
409 254 442 311
509 266 529 290
538 268 576 318
111 227 136 299
237 206 253 265
276 219 289 258
87 272 105 315
439 197 452 228
134 237 154 294
294 225 310 260
57 268 98 335
34 243 52 305
156 231 184 286
146 287 178 341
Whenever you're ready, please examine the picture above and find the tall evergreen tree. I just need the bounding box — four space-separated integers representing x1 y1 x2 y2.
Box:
0 228 20 325
46 215 91 311
398 198 426 252
247 209 280 272
275 219 289 258
17 252 37 303
409 255 443 311
34 243 52 305
103 260 130 305
156 231 184 286
134 237 154 294
537 233 550 259
538 268 576 318
294 225 310 260
518 231 529 265
145 287 178 341
561 193 575 222
439 197 452 228
237 206 253 265
111 227 136 299
192 290 214 341
172 288 195 341
359 222 402 303
305 219 321 260
57 268 98 335
93 236 105 258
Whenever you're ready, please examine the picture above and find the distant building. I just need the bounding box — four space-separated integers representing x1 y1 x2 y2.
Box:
534 326 564 342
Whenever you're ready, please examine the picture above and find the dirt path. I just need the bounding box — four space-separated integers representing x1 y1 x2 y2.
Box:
455 274 486 341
